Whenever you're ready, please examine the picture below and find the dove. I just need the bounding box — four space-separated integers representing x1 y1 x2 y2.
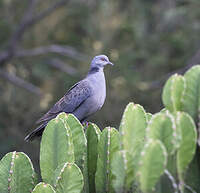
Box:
25 55 114 141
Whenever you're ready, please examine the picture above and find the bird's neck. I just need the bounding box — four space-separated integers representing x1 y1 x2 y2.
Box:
87 67 105 85
88 67 103 75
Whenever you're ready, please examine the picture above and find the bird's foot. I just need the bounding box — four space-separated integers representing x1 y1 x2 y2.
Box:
82 120 89 129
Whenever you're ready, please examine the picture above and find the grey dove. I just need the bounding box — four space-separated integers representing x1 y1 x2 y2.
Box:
25 55 113 141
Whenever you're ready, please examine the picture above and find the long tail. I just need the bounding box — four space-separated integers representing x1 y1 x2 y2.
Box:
24 124 45 142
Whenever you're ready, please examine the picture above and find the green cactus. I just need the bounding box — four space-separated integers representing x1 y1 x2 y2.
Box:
66 114 87 170
146 111 180 155
146 112 153 122
82 156 89 193
53 163 66 187
111 151 126 193
182 65 200 121
95 127 120 193
162 74 186 112
0 151 36 193
40 113 74 184
160 108 167 113
86 123 101 193
119 103 147 188
33 171 39 187
120 103 147 156
175 112 197 188
182 65 200 146
65 114 89 192
33 183 56 193
138 140 167 193
54 162 84 193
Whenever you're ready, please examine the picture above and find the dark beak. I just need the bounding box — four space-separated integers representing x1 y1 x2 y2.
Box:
108 61 114 66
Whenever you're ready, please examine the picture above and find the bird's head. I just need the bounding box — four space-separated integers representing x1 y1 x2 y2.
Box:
90 55 114 70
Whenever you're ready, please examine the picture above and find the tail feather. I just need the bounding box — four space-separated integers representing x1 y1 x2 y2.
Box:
24 124 45 142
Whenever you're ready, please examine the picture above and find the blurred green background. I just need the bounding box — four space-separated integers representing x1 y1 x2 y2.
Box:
0 0 200 170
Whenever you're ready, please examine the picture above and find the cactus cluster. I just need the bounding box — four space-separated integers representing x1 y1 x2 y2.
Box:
0 65 200 193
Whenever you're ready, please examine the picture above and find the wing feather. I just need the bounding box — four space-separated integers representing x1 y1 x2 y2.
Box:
36 80 92 124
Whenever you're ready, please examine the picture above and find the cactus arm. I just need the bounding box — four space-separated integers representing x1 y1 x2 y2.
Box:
162 74 186 112
66 114 87 170
55 162 84 193
139 140 167 193
0 151 35 193
111 151 126 193
119 103 147 188
146 111 180 155
86 123 101 193
182 65 200 120
182 65 200 145
176 112 197 191
40 113 74 184
95 127 120 193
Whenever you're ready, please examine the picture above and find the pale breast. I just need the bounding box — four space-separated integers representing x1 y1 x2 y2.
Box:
84 70 106 116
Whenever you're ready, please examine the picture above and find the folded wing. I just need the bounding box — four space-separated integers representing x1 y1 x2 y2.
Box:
36 80 92 124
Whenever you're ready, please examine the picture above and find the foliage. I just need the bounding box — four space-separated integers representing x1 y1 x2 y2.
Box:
0 65 200 192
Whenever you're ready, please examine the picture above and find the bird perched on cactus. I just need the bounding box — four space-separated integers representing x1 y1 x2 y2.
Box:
25 55 114 141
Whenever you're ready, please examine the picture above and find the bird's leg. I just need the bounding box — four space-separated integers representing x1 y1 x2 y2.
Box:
81 119 89 130
82 120 89 127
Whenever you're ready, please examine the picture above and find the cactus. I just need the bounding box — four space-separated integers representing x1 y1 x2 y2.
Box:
66 114 93 193
54 162 84 193
182 65 200 121
33 171 39 187
146 111 180 155
40 113 74 184
119 103 147 188
162 74 186 112
0 151 36 193
182 65 200 146
175 112 197 187
86 123 101 193
111 151 126 193
120 103 147 156
95 127 120 193
33 182 56 193
146 112 152 122
138 140 167 193
160 108 167 113
162 65 200 145
66 114 87 170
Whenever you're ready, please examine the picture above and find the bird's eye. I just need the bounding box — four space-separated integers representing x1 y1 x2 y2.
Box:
100 58 107 61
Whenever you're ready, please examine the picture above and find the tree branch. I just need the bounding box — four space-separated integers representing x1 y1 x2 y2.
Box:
0 69 42 96
8 0 38 50
15 45 88 61
0 0 70 66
